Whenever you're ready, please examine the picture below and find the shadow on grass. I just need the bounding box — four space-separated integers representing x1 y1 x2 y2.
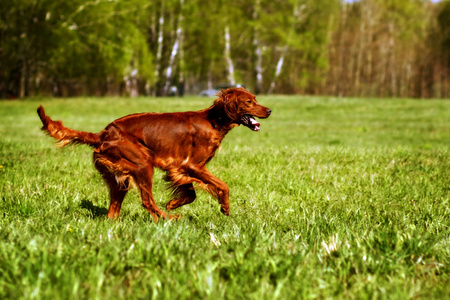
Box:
80 199 108 218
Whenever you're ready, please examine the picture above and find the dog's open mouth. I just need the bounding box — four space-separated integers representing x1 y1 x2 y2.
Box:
241 114 261 131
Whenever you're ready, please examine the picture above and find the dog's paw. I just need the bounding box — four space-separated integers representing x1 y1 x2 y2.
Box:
220 207 230 216
168 214 181 221
166 201 175 211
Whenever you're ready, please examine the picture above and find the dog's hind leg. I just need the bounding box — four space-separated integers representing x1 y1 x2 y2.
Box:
94 154 131 219
134 165 180 221
105 175 130 219
166 183 196 211
94 137 178 221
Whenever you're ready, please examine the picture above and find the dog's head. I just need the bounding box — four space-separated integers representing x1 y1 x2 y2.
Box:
213 87 271 131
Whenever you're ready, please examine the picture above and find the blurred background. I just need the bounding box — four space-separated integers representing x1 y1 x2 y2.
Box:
0 0 449 98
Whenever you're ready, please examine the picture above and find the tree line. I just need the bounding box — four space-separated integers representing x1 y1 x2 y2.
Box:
1 0 449 98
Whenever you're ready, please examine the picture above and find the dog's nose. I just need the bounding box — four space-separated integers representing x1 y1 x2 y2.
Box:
267 109 272 116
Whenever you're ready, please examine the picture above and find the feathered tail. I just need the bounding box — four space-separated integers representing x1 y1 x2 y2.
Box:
37 105 101 148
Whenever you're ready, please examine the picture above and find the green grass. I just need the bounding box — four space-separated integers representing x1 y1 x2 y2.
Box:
0 95 449 299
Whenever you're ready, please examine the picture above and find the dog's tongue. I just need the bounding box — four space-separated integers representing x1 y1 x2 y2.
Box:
249 116 261 131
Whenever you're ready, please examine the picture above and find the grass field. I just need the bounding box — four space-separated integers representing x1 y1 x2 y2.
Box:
0 95 449 299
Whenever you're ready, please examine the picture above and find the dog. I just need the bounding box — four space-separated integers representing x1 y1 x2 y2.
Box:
37 88 271 221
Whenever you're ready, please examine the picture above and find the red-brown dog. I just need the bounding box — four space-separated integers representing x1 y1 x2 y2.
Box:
38 88 271 221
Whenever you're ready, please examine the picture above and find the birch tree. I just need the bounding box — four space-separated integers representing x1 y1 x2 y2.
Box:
224 26 236 85
267 1 308 94
252 0 263 94
163 0 184 95
154 1 166 95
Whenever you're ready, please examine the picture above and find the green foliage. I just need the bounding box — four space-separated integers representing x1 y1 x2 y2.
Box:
183 0 229 82
52 0 154 82
0 96 449 298
381 0 428 41
2 0 449 97
437 0 450 49
0 0 154 96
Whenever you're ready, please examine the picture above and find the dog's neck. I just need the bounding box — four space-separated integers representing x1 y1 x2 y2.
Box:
206 105 239 136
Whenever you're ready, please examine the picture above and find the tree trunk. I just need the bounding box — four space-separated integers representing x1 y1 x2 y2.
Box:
336 3 347 97
267 2 306 95
224 26 236 85
164 0 184 96
252 0 263 94
388 22 396 97
365 6 374 97
267 46 287 95
354 8 366 97
154 1 165 96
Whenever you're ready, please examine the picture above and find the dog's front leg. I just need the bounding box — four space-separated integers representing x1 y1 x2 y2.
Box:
187 166 230 215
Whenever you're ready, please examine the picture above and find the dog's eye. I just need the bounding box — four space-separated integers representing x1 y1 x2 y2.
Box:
246 100 252 104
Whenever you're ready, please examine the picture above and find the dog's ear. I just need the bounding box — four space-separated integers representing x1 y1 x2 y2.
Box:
213 92 226 111
214 89 239 120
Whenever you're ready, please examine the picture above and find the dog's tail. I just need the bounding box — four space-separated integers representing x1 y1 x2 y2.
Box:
37 105 101 148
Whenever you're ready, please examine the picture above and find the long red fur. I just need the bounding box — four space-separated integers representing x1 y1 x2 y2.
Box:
38 88 271 221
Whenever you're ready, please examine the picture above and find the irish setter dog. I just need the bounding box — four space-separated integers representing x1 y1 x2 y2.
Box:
37 88 271 221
